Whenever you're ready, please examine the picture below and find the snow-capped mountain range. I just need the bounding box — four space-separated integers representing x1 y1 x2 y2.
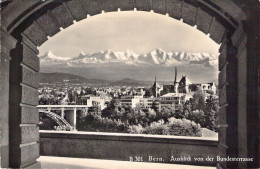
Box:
39 49 218 68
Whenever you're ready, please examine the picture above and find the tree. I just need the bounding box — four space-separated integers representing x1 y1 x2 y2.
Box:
39 113 58 130
190 92 205 111
80 90 84 96
158 106 175 121
187 110 205 126
204 96 219 131
68 90 73 103
206 90 214 95
168 92 219 132
85 87 96 95
151 101 159 112
101 99 122 118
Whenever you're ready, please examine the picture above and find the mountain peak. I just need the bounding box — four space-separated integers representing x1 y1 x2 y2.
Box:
40 50 70 65
155 48 165 52
80 51 86 55
126 49 134 52
101 49 114 54
47 50 53 54
40 49 218 68
105 49 112 53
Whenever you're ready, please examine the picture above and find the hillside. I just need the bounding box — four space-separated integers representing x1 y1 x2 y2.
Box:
109 78 141 86
39 72 149 86
39 72 108 84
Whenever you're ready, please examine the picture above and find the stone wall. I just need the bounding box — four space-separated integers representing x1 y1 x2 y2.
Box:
40 131 218 166
0 29 17 168
8 32 40 168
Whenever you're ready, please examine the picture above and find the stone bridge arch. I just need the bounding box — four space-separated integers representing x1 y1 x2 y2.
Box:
0 0 259 168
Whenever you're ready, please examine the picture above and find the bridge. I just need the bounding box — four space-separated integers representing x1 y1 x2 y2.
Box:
37 105 90 129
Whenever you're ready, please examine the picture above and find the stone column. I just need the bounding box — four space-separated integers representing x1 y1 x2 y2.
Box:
238 2 259 168
73 108 77 128
227 1 259 168
0 28 17 168
217 34 239 169
8 33 40 168
0 131 2 167
61 108 65 118
231 24 248 169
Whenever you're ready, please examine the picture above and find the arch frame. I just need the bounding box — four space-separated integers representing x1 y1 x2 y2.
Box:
0 0 259 169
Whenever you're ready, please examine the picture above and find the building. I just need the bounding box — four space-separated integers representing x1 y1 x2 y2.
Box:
149 77 163 98
145 67 218 113
189 83 217 94
81 95 106 110
153 67 217 96
159 67 189 95
178 75 192 93
119 95 160 109
119 95 143 108
159 93 186 111
139 97 159 109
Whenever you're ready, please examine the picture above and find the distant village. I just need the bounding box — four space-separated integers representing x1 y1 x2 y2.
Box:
38 67 218 113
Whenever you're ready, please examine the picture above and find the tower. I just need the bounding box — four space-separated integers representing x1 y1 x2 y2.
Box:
174 67 179 93
174 67 177 83
154 76 157 97
150 76 161 98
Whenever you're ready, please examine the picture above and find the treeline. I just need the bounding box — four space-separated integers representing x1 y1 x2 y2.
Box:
76 91 218 136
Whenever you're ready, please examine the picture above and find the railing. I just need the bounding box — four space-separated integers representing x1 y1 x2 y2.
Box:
37 105 90 111
40 131 218 166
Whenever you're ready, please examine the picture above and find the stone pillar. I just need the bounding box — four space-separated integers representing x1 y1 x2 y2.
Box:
8 33 40 168
0 130 2 167
84 108 88 116
61 108 65 118
231 24 248 169
0 28 17 168
217 34 239 169
227 1 259 168
239 2 259 168
73 108 77 128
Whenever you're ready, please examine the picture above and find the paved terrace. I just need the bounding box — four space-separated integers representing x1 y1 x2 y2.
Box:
39 131 218 168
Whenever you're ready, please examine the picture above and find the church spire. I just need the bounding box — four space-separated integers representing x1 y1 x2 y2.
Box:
174 67 177 83
155 76 157 83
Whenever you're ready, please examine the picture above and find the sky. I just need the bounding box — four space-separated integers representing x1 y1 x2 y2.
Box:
38 11 220 58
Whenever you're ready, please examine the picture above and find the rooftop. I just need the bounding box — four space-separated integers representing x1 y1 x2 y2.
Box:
160 93 185 97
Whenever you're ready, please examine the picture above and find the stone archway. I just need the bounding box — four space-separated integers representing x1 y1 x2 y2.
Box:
0 0 259 168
